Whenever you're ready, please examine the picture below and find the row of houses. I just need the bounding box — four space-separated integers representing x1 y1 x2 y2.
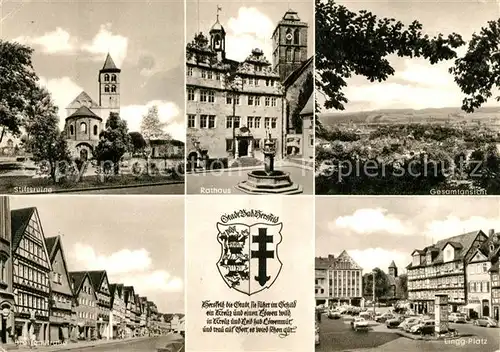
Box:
0 197 183 348
407 229 500 321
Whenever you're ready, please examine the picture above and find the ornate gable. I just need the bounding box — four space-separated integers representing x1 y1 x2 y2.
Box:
14 209 51 271
334 250 362 270
100 274 110 294
470 248 488 263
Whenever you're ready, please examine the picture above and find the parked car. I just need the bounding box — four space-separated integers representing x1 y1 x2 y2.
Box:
375 313 395 323
449 313 467 323
351 317 369 331
473 317 498 328
359 311 373 320
328 310 341 319
315 321 320 345
399 317 421 332
386 316 405 328
410 320 435 335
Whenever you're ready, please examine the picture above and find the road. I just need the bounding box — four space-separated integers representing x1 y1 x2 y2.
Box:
316 315 500 352
186 166 313 194
69 183 184 194
65 336 181 351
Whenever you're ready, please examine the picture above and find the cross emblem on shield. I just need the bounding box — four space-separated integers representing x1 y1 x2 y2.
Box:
216 222 283 296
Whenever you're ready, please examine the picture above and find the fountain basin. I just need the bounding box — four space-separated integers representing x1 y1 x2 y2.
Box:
236 170 303 195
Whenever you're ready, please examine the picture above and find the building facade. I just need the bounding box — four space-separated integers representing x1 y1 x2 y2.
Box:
109 284 126 339
186 9 312 165
0 198 16 347
87 271 111 340
466 248 492 318
64 54 121 160
45 236 75 343
10 207 51 344
69 272 98 341
315 251 363 307
407 230 489 315
123 286 137 337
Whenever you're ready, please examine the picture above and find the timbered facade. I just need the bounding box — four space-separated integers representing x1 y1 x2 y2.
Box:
10 207 52 344
87 271 111 339
109 284 126 338
45 236 75 343
69 272 98 340
123 286 137 337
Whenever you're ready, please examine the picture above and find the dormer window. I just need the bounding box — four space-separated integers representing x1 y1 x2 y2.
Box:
412 254 420 266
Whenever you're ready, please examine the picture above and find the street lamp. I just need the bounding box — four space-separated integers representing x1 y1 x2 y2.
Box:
372 270 376 318
225 73 243 159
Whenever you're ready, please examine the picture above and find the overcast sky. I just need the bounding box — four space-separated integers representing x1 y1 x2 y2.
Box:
186 0 314 63
316 197 500 275
1 0 185 140
319 0 500 113
10 196 185 314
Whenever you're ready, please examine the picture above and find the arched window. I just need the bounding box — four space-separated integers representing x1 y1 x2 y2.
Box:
286 48 292 62
104 74 110 82
111 85 117 93
80 122 87 134
111 74 117 82
93 125 98 135
294 29 300 44
104 85 110 93
285 28 292 43
70 125 74 135
294 48 300 62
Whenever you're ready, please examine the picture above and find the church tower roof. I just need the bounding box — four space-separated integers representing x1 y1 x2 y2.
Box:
389 260 397 268
66 106 102 121
101 53 121 73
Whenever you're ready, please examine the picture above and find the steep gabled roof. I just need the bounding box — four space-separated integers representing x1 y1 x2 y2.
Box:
86 270 107 293
389 260 397 269
45 235 74 296
69 271 88 296
66 91 99 110
101 53 121 73
300 93 313 116
283 55 313 88
44 236 58 258
10 207 36 250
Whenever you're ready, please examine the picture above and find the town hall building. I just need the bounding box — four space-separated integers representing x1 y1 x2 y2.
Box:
64 54 121 161
186 8 313 167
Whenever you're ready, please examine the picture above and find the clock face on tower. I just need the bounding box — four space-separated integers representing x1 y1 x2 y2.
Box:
285 33 293 42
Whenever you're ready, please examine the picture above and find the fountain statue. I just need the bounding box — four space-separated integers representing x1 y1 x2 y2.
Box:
236 131 302 194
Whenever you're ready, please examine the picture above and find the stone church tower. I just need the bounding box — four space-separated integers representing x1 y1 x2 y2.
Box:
271 9 308 82
98 53 121 122
389 260 398 277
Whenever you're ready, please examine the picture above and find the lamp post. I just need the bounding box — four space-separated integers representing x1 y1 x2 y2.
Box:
226 73 243 159
372 270 376 318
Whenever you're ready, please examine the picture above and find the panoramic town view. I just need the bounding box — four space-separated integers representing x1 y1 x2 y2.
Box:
0 196 185 351
185 0 314 195
0 0 185 194
315 0 500 195
315 197 500 352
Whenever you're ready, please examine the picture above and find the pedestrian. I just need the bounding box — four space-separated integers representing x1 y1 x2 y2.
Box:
316 309 321 323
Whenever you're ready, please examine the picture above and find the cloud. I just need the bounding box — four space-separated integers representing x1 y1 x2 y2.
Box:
13 24 128 66
120 100 182 140
81 23 128 67
226 7 274 62
348 248 409 273
424 216 500 242
38 76 83 129
117 270 183 293
332 208 415 236
71 243 152 274
14 27 77 54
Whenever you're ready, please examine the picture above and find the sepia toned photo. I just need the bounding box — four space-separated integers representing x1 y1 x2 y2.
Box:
0 195 184 352
185 0 314 195
315 197 500 352
315 0 500 196
0 0 185 195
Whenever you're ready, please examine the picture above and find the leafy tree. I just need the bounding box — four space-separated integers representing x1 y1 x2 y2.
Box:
140 105 170 140
22 87 71 182
0 41 39 143
450 19 500 113
129 131 147 155
363 268 390 301
397 274 408 299
93 112 132 175
315 0 464 111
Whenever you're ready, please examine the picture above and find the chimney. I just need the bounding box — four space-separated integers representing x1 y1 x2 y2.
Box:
328 254 335 262
489 229 495 237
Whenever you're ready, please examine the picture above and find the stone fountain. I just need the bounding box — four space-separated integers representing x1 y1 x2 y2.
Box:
236 133 303 195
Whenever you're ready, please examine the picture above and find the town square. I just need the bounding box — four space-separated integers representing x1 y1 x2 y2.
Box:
315 197 500 351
